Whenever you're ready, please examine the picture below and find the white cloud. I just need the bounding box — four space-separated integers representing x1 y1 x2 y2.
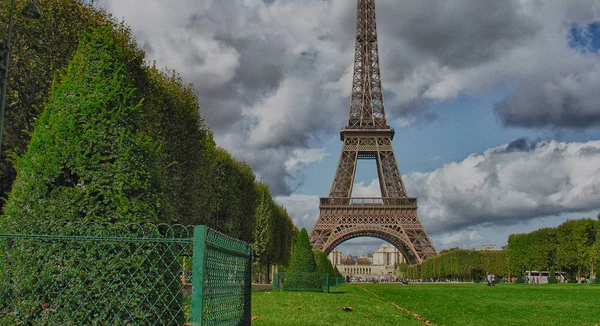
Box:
284 148 328 173
279 139 600 253
405 139 600 233
351 179 381 197
96 0 600 195
275 194 320 231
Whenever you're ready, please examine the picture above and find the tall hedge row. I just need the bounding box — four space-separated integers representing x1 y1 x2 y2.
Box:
0 27 182 324
0 0 297 247
140 67 215 226
2 26 164 225
253 183 297 282
406 217 599 283
405 249 508 281
0 0 118 209
507 218 598 281
315 250 343 279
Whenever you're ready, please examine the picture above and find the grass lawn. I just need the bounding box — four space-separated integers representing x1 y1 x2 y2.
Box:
251 283 600 325
250 284 423 325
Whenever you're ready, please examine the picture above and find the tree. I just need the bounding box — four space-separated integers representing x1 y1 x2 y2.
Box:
140 66 214 226
0 0 117 210
252 182 276 282
0 27 181 324
212 148 257 242
283 229 322 291
397 262 409 275
314 250 342 283
556 219 597 280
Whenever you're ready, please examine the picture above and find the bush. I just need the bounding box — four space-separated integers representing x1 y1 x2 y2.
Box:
140 67 214 226
1 27 181 324
0 0 117 209
3 26 166 225
284 229 322 291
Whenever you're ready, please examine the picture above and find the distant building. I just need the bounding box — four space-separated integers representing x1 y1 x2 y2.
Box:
475 244 501 251
372 243 405 265
328 248 342 265
329 243 404 281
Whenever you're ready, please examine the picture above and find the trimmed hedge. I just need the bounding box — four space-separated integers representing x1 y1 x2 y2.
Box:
140 67 214 226
0 27 181 324
284 229 322 291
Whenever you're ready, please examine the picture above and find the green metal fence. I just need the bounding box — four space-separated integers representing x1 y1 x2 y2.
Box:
0 222 252 325
272 272 346 293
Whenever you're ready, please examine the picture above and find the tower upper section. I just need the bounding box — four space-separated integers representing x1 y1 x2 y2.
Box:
347 0 388 130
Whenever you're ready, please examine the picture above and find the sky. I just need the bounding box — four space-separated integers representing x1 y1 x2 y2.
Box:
95 0 600 256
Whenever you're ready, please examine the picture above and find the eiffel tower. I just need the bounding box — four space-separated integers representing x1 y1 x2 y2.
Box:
309 0 437 264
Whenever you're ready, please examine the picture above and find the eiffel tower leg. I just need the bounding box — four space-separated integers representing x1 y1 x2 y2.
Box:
328 148 358 199
377 150 407 199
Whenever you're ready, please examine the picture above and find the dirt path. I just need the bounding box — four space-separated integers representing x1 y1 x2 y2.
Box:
355 284 438 326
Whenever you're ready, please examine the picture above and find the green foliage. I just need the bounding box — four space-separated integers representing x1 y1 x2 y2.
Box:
0 0 121 209
253 183 276 269
212 148 257 242
555 219 597 279
314 250 342 285
1 27 181 324
411 218 600 283
314 250 333 274
398 262 409 275
3 26 165 224
140 67 213 226
272 205 296 267
507 218 600 281
284 229 322 291
1 0 298 317
406 249 508 281
548 268 558 284
507 228 556 277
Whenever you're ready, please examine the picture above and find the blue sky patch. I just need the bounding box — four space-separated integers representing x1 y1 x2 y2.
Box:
569 21 600 52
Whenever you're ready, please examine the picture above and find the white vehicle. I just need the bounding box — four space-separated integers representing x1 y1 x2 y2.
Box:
525 270 565 284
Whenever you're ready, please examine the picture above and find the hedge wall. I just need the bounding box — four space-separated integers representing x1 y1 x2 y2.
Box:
0 27 181 324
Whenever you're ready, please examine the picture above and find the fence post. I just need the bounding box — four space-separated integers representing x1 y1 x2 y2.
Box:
190 225 207 326
244 245 253 322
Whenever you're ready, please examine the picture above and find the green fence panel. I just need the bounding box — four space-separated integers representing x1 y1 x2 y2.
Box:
191 226 253 326
0 222 252 326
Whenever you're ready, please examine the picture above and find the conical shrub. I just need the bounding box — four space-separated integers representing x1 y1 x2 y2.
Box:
283 228 322 291
0 27 182 324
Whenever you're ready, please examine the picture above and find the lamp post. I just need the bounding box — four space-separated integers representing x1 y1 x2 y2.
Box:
0 0 41 154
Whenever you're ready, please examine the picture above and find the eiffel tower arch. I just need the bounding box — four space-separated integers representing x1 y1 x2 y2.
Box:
310 0 437 264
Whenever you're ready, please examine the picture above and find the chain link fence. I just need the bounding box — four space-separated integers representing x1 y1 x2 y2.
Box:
0 221 251 325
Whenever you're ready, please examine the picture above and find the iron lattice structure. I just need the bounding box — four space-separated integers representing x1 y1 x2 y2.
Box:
310 0 437 264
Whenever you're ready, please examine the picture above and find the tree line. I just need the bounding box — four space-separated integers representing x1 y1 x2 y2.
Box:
0 0 296 278
403 249 508 282
403 217 599 283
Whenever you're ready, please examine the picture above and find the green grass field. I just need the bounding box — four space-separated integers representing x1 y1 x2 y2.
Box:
251 283 600 325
